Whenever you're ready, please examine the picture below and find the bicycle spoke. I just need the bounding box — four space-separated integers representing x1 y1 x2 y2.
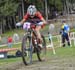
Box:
22 35 33 65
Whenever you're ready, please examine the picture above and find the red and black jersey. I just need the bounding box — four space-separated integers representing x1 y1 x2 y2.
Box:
23 11 43 23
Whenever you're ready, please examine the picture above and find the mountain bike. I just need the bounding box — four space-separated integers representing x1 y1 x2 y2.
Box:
21 23 46 65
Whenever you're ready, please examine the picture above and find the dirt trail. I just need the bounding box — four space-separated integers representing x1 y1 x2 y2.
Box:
0 57 75 70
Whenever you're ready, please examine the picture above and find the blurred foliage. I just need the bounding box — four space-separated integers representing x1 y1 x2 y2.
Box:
0 0 19 16
0 0 75 17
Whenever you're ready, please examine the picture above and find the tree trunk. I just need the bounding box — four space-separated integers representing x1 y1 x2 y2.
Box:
2 19 6 33
13 16 16 29
7 17 12 30
0 23 2 34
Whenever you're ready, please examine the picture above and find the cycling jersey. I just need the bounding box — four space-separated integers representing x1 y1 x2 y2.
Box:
23 11 43 23
62 24 70 33
8 37 13 43
60 24 70 36
60 23 70 47
64 24 70 32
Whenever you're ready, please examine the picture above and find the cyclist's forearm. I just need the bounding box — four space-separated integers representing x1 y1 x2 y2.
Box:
20 19 26 24
41 18 46 24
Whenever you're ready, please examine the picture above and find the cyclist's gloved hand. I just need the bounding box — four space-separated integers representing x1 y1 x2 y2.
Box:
43 21 48 25
16 22 22 26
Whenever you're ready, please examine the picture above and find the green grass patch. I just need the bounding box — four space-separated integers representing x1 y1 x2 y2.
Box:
0 57 22 65
70 28 75 32
0 45 74 66
46 46 74 61
1 29 25 37
0 26 75 66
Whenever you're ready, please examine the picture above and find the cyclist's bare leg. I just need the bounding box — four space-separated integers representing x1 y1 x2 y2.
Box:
35 26 43 47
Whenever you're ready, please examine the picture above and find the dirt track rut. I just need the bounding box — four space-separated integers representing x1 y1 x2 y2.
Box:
0 57 75 70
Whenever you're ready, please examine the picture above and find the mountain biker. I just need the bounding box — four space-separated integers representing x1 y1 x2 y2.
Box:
60 20 70 47
16 5 47 47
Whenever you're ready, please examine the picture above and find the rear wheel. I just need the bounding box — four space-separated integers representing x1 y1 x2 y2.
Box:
38 35 46 61
35 35 46 61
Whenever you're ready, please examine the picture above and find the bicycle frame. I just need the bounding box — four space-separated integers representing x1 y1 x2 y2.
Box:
22 23 46 65
25 25 37 63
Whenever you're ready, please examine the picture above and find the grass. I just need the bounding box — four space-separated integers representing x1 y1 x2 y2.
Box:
1 28 25 37
70 28 75 32
0 26 75 66
0 57 22 66
0 43 74 66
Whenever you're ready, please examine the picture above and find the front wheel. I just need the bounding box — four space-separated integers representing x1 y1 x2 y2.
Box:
21 34 33 65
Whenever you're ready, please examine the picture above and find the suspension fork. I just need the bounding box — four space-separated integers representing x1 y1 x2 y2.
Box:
29 32 33 63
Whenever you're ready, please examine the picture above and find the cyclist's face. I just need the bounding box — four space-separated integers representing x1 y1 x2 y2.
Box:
30 15 34 18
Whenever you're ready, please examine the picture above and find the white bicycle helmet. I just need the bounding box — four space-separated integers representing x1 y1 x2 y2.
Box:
27 5 37 16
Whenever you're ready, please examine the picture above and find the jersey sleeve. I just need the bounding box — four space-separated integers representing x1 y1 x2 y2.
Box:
36 12 43 20
23 13 29 20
